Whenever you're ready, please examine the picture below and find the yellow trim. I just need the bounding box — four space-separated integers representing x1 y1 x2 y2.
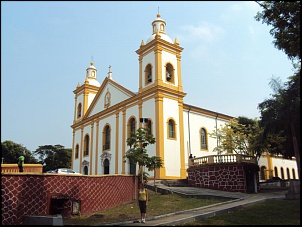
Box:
199 127 209 151
155 95 165 178
80 127 84 173
73 96 78 122
71 130 75 170
115 112 119 174
89 123 94 174
144 64 153 86
167 117 177 140
95 120 100 174
176 53 183 92
138 101 143 128
164 62 175 84
83 133 90 157
102 123 111 152
178 101 186 178
155 47 163 87
127 116 137 139
122 108 126 174
138 56 143 92
267 152 274 178
83 91 89 116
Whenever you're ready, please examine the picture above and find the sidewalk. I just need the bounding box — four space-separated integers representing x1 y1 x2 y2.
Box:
102 181 287 226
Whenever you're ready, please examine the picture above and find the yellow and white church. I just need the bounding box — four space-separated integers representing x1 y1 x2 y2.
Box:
70 13 298 181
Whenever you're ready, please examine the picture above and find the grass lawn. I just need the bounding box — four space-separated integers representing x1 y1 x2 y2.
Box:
180 199 300 226
63 189 230 225
63 189 300 226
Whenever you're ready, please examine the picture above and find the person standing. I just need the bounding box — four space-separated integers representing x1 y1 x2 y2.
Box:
18 154 25 172
137 183 148 223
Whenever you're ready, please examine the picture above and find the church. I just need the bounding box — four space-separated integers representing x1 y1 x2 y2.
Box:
70 13 298 181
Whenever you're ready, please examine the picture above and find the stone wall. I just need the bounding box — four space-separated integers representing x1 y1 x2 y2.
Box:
1 173 137 225
187 163 259 193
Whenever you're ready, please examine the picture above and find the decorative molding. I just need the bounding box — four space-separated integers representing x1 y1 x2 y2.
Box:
100 152 112 166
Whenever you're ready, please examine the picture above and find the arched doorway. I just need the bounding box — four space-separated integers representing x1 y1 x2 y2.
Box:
104 158 109 174
83 166 88 175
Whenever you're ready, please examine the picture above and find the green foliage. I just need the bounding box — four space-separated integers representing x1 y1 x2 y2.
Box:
209 117 286 160
255 1 301 62
255 1 300 177
34 144 72 172
124 127 163 183
137 170 150 184
1 140 37 164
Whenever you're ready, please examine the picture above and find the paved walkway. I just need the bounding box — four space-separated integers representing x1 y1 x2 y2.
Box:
103 181 287 226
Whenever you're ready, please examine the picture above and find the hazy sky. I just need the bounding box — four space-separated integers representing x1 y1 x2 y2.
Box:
1 1 295 152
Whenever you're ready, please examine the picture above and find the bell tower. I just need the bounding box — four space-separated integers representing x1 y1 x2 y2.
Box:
136 13 184 94
73 61 100 123
136 13 187 179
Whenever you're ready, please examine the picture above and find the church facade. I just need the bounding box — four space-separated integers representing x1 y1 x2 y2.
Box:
70 13 298 181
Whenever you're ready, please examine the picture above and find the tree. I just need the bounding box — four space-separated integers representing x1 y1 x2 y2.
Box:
1 140 37 164
34 144 72 172
125 127 163 185
255 1 300 178
145 156 164 193
209 117 285 162
258 73 300 178
255 1 301 62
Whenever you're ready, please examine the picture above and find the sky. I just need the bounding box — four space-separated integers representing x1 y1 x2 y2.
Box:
1 1 295 152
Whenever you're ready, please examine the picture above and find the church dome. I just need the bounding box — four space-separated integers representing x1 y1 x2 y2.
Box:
85 62 100 87
146 13 173 44
86 77 100 87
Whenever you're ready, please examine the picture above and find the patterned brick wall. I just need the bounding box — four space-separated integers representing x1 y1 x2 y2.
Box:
1 173 137 225
187 163 259 193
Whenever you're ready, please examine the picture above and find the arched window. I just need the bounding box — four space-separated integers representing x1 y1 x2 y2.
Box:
286 168 290 179
75 144 79 159
145 64 152 84
103 125 111 151
147 119 152 135
128 117 136 138
200 128 207 150
104 159 109 174
165 63 174 83
260 166 266 180
274 167 278 177
77 103 82 118
160 23 164 31
280 167 284 179
292 168 296 179
168 119 176 139
84 134 89 156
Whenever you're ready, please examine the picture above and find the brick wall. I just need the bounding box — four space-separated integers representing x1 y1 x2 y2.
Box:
1 173 137 225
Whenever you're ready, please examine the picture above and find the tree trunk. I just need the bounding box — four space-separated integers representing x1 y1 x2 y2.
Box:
290 121 300 179
154 169 157 194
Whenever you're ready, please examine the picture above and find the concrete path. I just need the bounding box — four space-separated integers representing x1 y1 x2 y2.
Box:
102 181 287 226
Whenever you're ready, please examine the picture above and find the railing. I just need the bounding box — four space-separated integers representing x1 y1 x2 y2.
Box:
1 164 43 173
189 154 256 166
